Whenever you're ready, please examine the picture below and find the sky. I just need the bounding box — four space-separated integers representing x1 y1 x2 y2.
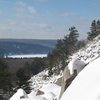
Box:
0 0 100 39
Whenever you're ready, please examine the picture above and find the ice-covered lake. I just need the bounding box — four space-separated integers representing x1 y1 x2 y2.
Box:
6 54 47 58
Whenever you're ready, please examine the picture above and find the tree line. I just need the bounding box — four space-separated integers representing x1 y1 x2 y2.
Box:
47 19 100 76
0 57 47 99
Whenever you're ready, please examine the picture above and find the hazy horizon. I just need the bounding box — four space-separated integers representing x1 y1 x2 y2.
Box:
0 38 57 40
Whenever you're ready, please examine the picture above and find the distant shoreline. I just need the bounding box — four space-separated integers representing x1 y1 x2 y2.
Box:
5 54 47 58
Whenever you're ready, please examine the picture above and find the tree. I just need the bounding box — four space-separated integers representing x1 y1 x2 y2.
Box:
16 67 31 94
48 39 69 75
68 27 79 43
77 40 86 49
24 62 32 78
47 26 79 75
0 95 5 100
68 26 79 53
0 59 13 98
97 20 100 34
87 20 99 40
47 53 54 76
31 58 46 75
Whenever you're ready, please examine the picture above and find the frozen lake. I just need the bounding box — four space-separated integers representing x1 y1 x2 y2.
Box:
6 54 47 58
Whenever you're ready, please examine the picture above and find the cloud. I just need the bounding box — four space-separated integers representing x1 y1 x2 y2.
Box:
0 20 17 39
28 6 36 15
0 20 53 39
16 1 36 17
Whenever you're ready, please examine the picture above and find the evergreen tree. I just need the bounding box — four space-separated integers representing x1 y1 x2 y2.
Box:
0 59 13 98
31 58 46 75
77 40 86 49
87 20 98 40
16 67 31 94
97 20 100 34
24 62 32 78
48 39 68 75
48 53 54 76
68 26 79 53
0 95 5 100
56 39 69 69
47 26 79 75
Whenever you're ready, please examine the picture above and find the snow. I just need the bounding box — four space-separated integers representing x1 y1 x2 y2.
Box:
30 70 62 91
10 88 28 100
7 54 47 58
40 83 61 100
73 35 100 63
10 84 61 100
10 70 61 100
10 35 100 100
27 90 45 100
68 58 86 74
61 57 100 100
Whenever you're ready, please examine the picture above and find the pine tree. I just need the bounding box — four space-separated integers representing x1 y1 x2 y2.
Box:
0 59 13 98
97 20 100 34
48 52 54 76
47 26 80 75
68 26 79 53
16 67 31 94
87 20 98 40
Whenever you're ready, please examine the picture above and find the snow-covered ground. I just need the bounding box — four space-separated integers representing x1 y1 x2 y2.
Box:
30 70 62 90
10 35 100 100
73 36 100 63
10 70 62 100
10 83 61 100
60 35 100 100
61 57 100 100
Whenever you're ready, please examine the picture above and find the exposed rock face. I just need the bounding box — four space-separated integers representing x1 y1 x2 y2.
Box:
56 77 63 86
36 90 44 95
59 58 86 99
59 66 71 99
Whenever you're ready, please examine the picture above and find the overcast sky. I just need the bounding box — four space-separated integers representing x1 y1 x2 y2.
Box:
0 0 100 39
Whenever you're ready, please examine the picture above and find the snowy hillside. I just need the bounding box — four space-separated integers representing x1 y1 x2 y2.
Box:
10 70 61 100
10 35 100 100
61 56 100 100
10 84 61 100
30 70 62 90
60 35 100 100
74 35 100 63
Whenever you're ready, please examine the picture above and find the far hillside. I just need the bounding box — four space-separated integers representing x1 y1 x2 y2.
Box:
0 39 57 57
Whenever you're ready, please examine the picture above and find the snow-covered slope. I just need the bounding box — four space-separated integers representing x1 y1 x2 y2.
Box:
61 56 100 100
30 70 62 91
40 83 61 100
10 70 61 100
10 35 100 100
10 84 61 100
10 89 28 100
74 36 100 63
61 36 100 100
67 36 100 76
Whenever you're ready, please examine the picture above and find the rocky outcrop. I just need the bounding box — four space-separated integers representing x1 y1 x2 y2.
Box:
59 58 86 99
59 66 71 99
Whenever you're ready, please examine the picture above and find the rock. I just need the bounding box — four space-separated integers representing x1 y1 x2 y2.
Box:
59 66 71 99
